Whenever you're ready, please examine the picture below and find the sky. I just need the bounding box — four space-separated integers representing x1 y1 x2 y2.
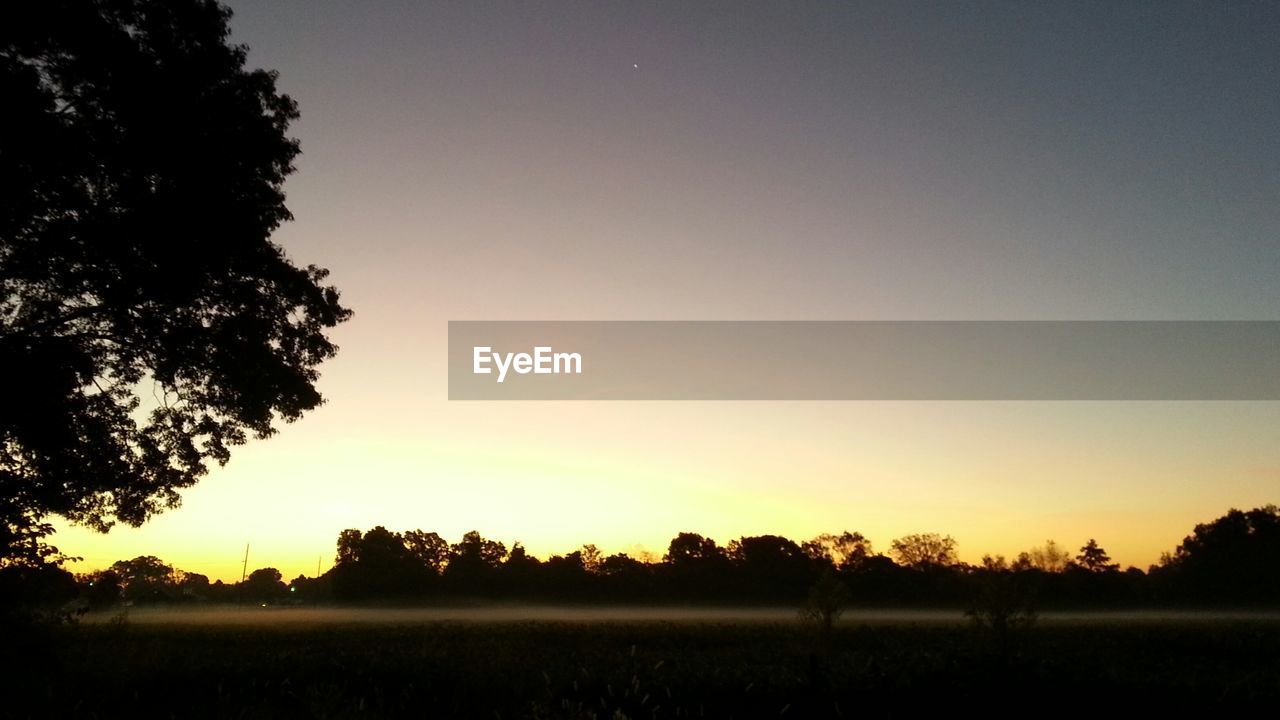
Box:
53 1 1280 581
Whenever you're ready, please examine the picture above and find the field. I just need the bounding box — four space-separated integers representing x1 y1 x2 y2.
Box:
10 608 1280 718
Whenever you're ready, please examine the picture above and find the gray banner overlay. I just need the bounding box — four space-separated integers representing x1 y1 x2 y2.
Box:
448 321 1280 400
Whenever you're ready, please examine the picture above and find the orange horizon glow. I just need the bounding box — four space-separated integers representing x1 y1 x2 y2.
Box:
51 398 1278 584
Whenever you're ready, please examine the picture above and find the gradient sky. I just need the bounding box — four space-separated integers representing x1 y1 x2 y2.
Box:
53 1 1280 581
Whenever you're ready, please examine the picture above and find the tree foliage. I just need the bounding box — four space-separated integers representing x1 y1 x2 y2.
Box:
889 533 958 570
802 531 873 571
1156 505 1280 602
1076 539 1119 573
1014 539 1072 573
664 532 724 567
0 0 351 562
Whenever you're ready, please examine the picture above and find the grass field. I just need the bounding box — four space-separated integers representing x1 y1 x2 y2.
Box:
10 608 1280 718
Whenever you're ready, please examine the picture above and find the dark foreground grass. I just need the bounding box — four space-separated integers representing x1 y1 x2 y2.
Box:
8 616 1280 718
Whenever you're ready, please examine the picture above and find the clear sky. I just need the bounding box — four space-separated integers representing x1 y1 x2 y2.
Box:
53 1 1280 581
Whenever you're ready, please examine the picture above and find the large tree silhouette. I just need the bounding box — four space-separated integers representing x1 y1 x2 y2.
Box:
0 0 351 564
1158 505 1280 602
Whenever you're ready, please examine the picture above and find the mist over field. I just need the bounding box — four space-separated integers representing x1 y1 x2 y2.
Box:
80 605 1280 627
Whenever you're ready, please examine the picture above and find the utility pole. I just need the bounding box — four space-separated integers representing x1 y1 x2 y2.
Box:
316 555 321 578
237 543 249 606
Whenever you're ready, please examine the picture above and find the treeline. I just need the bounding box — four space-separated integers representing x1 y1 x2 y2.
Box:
310 505 1280 607
5 505 1279 611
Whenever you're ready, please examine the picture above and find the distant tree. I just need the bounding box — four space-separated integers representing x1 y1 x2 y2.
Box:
242 567 285 602
802 531 873 571
110 555 176 602
598 552 651 600
599 553 645 576
445 531 507 592
1014 539 1072 573
663 532 730 600
505 543 540 569
177 570 210 599
329 526 426 599
82 569 123 607
544 551 588 578
357 527 413 568
730 535 810 571
724 535 814 601
0 0 352 566
403 530 450 574
980 554 1009 571
579 544 603 574
287 572 330 603
449 531 507 568
889 533 958 570
205 578 234 603
1075 539 1119 573
335 529 363 566
664 532 724 566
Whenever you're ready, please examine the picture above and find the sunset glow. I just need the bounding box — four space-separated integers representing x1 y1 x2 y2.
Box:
47 1 1280 583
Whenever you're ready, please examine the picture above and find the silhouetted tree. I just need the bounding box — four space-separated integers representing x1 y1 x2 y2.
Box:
802 531 873 571
177 571 210 600
542 551 592 597
505 543 540 571
241 567 286 603
889 533 958 570
335 529 363 566
330 526 427 599
502 543 542 593
1014 539 1072 573
800 567 850 688
110 555 176 603
358 527 414 568
966 568 1037 650
728 535 814 600
664 532 724 567
449 530 507 568
1156 505 1280 603
0 0 352 565
81 569 123 607
801 568 850 635
287 573 330 603
980 554 1009 571
445 531 507 593
599 553 644 576
579 544 603 574
664 532 731 600
403 530 450 574
1075 539 1119 573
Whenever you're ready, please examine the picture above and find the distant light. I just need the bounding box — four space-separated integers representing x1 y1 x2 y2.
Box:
633 64 638 69
290 586 296 592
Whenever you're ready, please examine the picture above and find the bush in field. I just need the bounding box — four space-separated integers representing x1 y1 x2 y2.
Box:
801 568 850 636
966 566 1037 653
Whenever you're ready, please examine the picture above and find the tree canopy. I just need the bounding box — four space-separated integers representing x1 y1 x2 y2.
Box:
0 0 351 564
